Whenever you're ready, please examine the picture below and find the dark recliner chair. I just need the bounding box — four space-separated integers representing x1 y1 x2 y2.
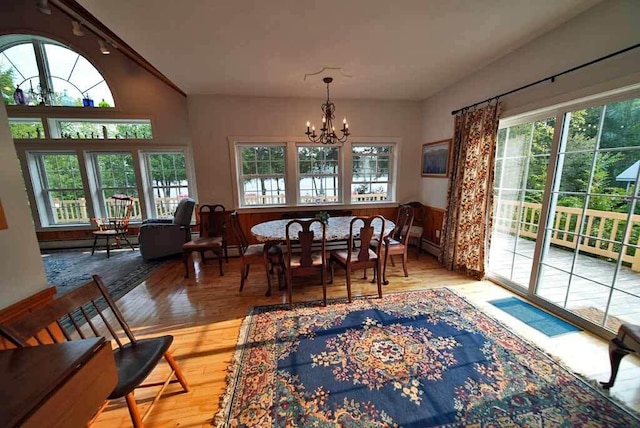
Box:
138 198 196 260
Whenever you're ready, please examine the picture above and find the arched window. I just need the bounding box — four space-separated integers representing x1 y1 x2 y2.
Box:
0 35 115 107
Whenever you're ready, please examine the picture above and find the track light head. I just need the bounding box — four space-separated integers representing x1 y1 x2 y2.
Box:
99 40 110 55
36 0 51 15
72 20 85 37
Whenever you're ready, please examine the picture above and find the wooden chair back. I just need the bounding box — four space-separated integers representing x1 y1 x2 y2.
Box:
199 204 226 239
2 275 136 349
392 204 414 245
285 219 326 269
229 210 249 254
347 215 385 263
406 201 425 230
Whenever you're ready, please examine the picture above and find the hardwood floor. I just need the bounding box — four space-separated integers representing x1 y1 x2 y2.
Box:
93 252 640 427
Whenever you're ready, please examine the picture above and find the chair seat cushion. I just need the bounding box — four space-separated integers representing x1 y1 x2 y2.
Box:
331 248 377 264
244 244 265 257
403 225 423 237
370 238 403 248
109 336 174 398
183 236 223 251
289 251 326 268
618 323 640 353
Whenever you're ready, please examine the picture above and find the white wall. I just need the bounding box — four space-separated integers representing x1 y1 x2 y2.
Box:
187 95 422 207
0 102 48 308
420 0 640 208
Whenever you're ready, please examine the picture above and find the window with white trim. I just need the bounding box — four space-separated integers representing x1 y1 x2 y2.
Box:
144 152 190 218
238 145 286 206
91 153 139 219
297 146 340 204
351 145 392 203
32 152 89 225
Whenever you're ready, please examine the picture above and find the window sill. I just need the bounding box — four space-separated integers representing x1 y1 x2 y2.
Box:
235 202 398 214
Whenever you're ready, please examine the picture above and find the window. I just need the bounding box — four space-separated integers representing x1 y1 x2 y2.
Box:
0 35 114 107
50 119 152 140
8 118 45 139
32 153 88 225
298 146 340 204
351 145 392 203
232 139 397 208
145 152 190 218
238 145 286 206
91 153 139 219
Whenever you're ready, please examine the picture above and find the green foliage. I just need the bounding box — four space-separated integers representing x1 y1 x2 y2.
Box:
1 66 16 105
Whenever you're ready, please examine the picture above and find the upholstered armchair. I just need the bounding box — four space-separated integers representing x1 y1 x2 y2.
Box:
139 198 196 260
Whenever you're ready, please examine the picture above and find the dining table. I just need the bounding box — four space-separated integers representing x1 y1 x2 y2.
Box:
250 216 396 293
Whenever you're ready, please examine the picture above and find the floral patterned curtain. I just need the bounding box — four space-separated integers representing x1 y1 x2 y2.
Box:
439 102 501 279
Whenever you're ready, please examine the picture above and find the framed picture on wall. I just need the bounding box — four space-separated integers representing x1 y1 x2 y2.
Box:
421 139 451 178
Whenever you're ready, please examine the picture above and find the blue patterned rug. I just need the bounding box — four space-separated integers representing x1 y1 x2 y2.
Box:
216 288 639 427
42 248 165 300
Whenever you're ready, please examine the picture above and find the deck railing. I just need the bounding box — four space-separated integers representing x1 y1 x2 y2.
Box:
494 200 640 272
52 197 183 223
243 193 388 205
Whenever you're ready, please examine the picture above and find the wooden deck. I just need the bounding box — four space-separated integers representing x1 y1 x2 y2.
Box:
489 231 640 329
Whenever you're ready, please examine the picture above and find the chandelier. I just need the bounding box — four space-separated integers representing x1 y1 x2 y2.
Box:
305 77 350 145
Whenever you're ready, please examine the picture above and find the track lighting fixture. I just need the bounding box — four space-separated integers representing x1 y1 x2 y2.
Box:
99 40 110 55
72 20 85 37
36 0 51 15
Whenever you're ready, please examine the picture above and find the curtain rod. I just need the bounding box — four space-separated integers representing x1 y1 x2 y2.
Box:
451 43 640 115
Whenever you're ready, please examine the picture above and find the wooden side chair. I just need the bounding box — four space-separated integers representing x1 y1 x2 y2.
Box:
405 201 426 259
330 215 385 302
229 211 285 296
370 204 414 284
0 274 189 428
91 202 135 258
285 219 327 307
601 323 640 389
182 204 227 278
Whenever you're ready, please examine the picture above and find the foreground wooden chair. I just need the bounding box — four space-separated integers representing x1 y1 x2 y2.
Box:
229 210 285 296
330 216 385 302
0 275 189 427
182 204 226 278
601 323 640 389
370 204 413 284
285 219 327 307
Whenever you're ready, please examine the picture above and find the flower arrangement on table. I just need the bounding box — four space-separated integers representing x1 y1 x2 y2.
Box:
315 211 330 225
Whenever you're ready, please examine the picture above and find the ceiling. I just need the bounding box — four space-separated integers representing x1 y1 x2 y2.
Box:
77 0 603 101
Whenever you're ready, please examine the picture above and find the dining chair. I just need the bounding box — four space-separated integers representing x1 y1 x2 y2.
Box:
182 204 227 278
0 274 189 428
330 215 385 302
229 211 285 296
370 204 414 284
285 219 327 307
405 201 426 259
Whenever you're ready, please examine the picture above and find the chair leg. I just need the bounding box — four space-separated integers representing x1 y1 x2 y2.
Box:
217 250 224 276
402 251 409 277
240 263 248 292
125 392 143 428
164 351 190 392
91 235 98 256
120 233 135 251
321 266 327 307
105 235 111 258
264 260 273 297
183 251 190 278
601 339 632 389
376 261 383 299
287 270 293 309
346 266 352 303
383 245 390 285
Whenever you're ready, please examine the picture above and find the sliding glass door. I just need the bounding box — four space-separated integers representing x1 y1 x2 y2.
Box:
489 93 640 332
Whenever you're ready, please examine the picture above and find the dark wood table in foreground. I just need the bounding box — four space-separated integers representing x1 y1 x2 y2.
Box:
0 337 117 428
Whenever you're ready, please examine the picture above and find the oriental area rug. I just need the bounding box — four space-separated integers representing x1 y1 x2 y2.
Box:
216 288 640 427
